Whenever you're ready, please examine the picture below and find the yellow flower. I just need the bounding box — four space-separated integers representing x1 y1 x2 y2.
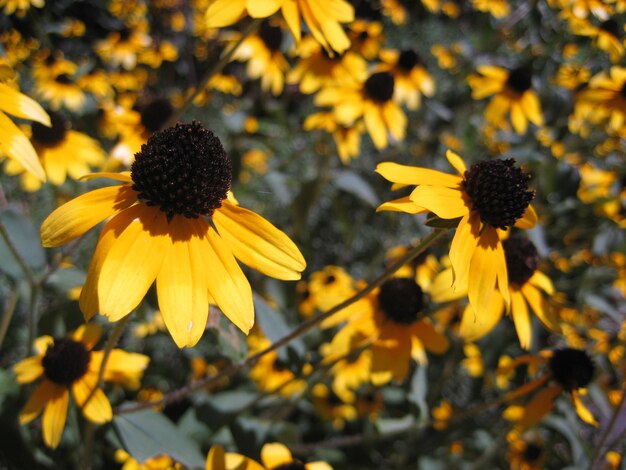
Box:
574 66 626 133
115 448 183 469
552 63 591 90
508 435 544 470
13 324 149 448
347 20 384 60
35 72 86 112
569 17 626 62
377 150 537 318
205 444 264 470
472 0 511 17
315 71 407 149
40 122 306 348
468 65 544 134
0 79 49 181
0 0 44 16
303 111 364 163
380 0 408 25
4 110 106 192
311 383 357 428
260 442 333 470
95 27 152 70
205 0 354 55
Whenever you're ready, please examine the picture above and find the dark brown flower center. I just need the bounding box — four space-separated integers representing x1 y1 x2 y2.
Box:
55 73 74 85
258 22 283 52
31 110 68 147
139 99 174 134
506 66 532 93
398 49 421 72
42 338 91 385
130 122 231 221
621 82 626 99
272 462 306 470
377 278 424 325
503 234 539 286
463 158 534 230
324 274 337 285
364 71 395 103
522 442 542 462
600 19 620 38
548 348 594 391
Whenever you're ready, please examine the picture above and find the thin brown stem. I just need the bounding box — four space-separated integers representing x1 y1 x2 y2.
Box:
589 386 626 470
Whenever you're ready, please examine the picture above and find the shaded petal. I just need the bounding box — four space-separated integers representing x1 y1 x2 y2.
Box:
0 111 46 181
467 228 500 318
213 201 306 280
409 185 468 219
376 196 428 214
571 390 598 426
371 338 411 384
70 323 102 350
412 320 449 354
376 162 462 187
19 381 53 424
510 100 528 134
449 213 480 289
206 444 226 470
261 443 293 468
363 103 388 149
42 385 69 449
79 171 132 183
205 0 246 27
514 205 537 229
517 384 561 429
246 0 281 17
459 295 504 342
511 289 531 349
40 184 137 247
13 356 44 384
522 282 560 332
72 376 112 424
0 83 50 124
528 270 553 294
494 234 510 308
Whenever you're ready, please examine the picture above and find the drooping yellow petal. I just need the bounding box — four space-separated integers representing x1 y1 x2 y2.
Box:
363 103 388 149
261 443 293 468
510 100 528 134
13 356 44 384
42 385 69 449
40 184 137 247
445 150 467 175
246 0 281 17
516 383 560 430
206 444 227 470
514 204 537 229
528 270 554 294
494 234 510 309
0 111 46 181
449 213 480 289
225 453 265 470
468 228 500 317
73 375 112 424
79 171 132 183
571 390 598 426
429 267 467 302
97 205 169 322
459 295 504 342
205 227 254 334
376 196 428 214
213 201 306 280
371 337 411 383
19 380 53 424
281 1 301 43
156 217 210 348
511 289 531 350
0 83 50 124
205 0 247 27
521 282 560 332
409 185 468 219
70 323 102 350
412 320 449 354
376 162 463 187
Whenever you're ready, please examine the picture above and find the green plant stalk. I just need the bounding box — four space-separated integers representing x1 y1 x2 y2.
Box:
0 288 19 349
115 228 446 415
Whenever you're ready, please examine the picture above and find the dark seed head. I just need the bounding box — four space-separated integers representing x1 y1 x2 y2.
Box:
324 274 337 285
522 442 542 462
600 19 620 38
258 22 283 52
138 99 174 134
55 73 73 85
549 348 595 391
31 111 68 147
364 71 395 103
503 234 539 286
397 49 421 72
621 82 626 99
506 66 532 94
272 462 306 470
119 27 131 41
463 158 534 230
42 338 91 385
130 122 231 220
377 278 424 325
358 30 369 41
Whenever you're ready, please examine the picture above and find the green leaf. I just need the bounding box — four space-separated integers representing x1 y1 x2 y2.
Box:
424 215 461 229
254 294 305 356
112 408 205 468
0 209 46 279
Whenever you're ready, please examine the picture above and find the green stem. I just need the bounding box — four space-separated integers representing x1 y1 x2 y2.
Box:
0 288 19 349
115 229 446 415
0 219 36 285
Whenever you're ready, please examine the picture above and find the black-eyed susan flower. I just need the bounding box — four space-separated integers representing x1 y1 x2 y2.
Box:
0 77 49 181
13 324 149 448
471 0 511 18
377 150 537 317
347 20 384 60
315 71 406 149
95 26 152 70
115 449 183 469
574 66 626 133
205 444 264 470
0 0 43 16
377 48 436 110
508 435 545 470
570 17 626 62
36 72 86 112
303 111 364 163
311 383 357 428
260 442 332 470
380 0 408 25
468 65 544 134
4 110 105 192
40 122 306 348
205 0 354 55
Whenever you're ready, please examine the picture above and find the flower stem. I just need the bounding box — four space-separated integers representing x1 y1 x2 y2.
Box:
0 218 36 285
115 229 446 414
588 386 626 470
0 288 19 349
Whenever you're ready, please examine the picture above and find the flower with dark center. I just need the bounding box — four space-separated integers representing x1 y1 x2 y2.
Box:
119 27 131 41
258 22 284 52
549 348 595 391
600 19 621 38
139 99 174 134
463 158 534 230
522 442 543 462
358 30 369 41
324 274 337 284
42 338 91 385
55 74 74 85
397 49 421 72
377 277 424 325
364 71 395 103
31 110 67 147
503 234 539 286
505 66 533 94
272 462 306 470
130 121 232 221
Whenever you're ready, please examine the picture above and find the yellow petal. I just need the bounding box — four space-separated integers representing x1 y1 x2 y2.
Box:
494 234 510 309
517 384 560 429
571 390 598 426
206 444 226 470
42 385 69 449
429 267 467 302
445 150 467 175
213 201 306 280
97 205 169 321
0 110 46 181
511 289 531 349
13 356 44 384
449 213 480 289
521 282 560 332
205 0 246 27
73 375 112 424
468 228 500 318
376 196 428 214
281 1 301 43
459 295 504 342
261 443 293 468
412 320 449 354
515 204 537 229
19 381 53 425
363 103 388 149
409 185 468 219
79 171 132 182
156 218 210 348
71 323 102 350
376 162 463 187
246 0 281 17
40 184 137 247
528 270 554 294
205 227 254 334
371 338 411 383
0 83 50 125
510 100 528 134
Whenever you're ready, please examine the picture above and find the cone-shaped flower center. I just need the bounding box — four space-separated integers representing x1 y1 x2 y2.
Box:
505 66 532 93
42 338 91 385
548 348 594 391
31 110 68 147
398 49 421 72
503 234 539 286
364 72 395 103
272 462 306 470
600 19 620 38
377 278 424 325
55 73 74 85
258 22 283 52
463 158 534 230
523 443 542 462
131 122 232 221
324 274 337 284
139 99 174 134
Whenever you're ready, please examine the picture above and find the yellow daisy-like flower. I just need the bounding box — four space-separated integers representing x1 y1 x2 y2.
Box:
570 17 626 62
303 111 363 163
315 71 407 149
95 27 151 70
40 122 306 348
0 0 44 16
36 72 86 112
260 442 332 470
468 65 544 134
205 444 264 470
13 324 149 448
311 383 357 428
376 150 537 317
205 0 354 55
574 66 626 133
115 449 183 470
0 80 49 181
4 111 105 192
347 20 384 60
459 234 559 349
380 0 408 25
471 0 511 18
